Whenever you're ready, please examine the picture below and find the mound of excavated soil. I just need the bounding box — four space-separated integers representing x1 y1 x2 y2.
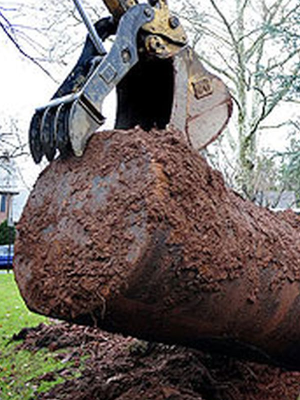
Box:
15 322 300 400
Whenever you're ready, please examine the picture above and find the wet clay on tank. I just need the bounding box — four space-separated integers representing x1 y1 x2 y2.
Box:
14 127 300 370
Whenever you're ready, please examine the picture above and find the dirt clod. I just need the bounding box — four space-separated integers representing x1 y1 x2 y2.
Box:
14 322 300 400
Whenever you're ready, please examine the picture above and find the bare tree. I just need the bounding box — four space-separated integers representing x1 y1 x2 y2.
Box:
0 118 31 188
0 119 27 158
177 0 300 200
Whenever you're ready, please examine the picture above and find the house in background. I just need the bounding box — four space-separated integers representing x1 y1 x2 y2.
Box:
0 152 27 226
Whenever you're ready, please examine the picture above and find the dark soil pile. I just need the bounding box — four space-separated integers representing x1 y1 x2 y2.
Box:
16 322 300 400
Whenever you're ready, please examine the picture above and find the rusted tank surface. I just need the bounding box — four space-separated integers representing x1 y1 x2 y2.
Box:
14 128 300 370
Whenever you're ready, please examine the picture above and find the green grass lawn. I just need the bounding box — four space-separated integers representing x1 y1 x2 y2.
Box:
0 272 76 399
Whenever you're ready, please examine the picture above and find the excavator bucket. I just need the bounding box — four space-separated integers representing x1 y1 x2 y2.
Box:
29 0 232 163
171 47 233 150
114 46 232 150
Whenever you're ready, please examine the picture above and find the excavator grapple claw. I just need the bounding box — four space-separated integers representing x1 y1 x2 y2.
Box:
29 0 232 163
29 111 43 164
55 104 72 156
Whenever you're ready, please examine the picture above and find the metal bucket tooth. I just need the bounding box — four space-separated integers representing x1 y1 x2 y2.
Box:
55 103 72 158
40 107 58 162
69 99 104 157
29 111 44 164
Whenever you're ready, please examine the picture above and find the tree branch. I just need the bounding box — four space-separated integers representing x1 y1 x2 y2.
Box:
248 87 267 137
264 64 300 118
196 53 238 85
0 11 56 81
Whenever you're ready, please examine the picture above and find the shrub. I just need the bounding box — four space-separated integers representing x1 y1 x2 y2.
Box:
0 219 16 245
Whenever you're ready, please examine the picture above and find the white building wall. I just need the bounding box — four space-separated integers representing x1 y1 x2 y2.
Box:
0 154 29 223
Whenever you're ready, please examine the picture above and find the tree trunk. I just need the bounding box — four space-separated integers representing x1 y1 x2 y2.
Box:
14 127 300 370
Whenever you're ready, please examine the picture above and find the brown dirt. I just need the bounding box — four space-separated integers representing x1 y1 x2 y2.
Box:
14 127 300 370
14 321 300 400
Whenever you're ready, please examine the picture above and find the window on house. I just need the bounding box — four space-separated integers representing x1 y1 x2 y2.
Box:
1 195 6 213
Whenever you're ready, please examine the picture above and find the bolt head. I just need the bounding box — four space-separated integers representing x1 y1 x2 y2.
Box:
144 7 152 18
169 16 180 29
122 48 131 63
